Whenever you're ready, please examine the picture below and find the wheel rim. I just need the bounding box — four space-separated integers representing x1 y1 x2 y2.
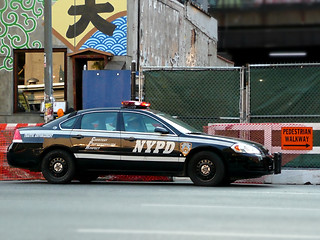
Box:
196 159 216 180
49 157 68 178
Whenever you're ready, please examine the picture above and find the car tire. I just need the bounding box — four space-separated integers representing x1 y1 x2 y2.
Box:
188 151 225 186
41 150 75 184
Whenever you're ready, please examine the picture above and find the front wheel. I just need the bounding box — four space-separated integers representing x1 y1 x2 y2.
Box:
188 151 225 186
41 150 75 184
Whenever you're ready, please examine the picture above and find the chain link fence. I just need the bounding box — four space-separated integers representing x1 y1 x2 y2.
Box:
142 64 320 127
142 63 320 168
247 63 320 168
248 63 320 123
143 67 243 131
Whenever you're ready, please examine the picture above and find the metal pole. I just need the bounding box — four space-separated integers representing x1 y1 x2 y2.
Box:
131 60 136 100
246 64 251 123
137 0 141 71
44 0 54 123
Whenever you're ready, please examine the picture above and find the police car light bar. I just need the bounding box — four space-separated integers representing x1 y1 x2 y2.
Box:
121 100 151 109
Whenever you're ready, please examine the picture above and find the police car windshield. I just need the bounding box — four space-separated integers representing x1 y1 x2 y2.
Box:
152 110 201 134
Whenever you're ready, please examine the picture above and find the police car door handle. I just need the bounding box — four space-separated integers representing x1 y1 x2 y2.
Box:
124 137 136 142
72 135 84 139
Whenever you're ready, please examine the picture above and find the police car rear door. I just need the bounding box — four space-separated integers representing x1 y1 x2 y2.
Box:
70 111 122 167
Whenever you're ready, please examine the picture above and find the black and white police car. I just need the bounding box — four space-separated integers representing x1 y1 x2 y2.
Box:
7 101 281 186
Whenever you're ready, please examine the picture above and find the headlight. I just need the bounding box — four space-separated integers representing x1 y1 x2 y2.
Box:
231 143 261 155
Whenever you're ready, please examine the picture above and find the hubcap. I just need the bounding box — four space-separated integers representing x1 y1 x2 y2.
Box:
53 162 63 173
200 164 211 176
196 159 215 180
49 157 67 176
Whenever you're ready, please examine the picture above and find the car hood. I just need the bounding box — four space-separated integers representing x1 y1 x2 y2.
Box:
185 132 267 150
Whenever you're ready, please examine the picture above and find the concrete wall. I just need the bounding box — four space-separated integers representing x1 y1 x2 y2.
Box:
130 0 222 67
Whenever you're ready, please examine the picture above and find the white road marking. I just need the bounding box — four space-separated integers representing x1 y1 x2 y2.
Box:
141 203 320 212
76 228 320 239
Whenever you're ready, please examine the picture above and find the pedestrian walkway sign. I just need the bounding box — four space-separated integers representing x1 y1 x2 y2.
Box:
281 127 313 150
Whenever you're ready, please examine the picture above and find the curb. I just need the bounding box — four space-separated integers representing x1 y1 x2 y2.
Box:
264 170 320 185
174 170 320 185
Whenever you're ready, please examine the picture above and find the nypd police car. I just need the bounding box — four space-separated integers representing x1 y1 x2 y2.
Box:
7 101 281 186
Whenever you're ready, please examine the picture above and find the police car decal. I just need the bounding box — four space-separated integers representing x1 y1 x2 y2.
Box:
85 137 117 150
180 142 192 156
24 133 54 138
133 140 175 154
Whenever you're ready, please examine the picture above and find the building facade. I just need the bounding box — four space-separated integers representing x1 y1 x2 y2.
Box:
0 0 228 123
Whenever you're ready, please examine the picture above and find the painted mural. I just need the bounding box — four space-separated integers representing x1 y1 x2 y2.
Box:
51 0 127 53
0 0 44 71
80 16 127 55
0 0 127 72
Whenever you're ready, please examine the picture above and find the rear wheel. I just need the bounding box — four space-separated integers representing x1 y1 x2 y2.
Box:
188 151 225 186
41 150 75 184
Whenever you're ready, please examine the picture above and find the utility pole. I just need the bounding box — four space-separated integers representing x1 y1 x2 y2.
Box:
44 0 54 123
131 60 136 100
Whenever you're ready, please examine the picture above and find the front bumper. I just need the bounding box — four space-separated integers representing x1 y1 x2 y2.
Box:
227 150 282 180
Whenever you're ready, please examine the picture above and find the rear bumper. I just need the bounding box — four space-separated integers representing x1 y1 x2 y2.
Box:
7 143 42 171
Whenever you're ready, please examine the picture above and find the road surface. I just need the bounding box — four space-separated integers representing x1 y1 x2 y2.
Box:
1 179 320 240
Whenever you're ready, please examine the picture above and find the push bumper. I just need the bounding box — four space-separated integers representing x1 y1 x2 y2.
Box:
273 152 282 174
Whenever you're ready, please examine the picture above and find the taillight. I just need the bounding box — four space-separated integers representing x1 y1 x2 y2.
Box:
13 129 22 143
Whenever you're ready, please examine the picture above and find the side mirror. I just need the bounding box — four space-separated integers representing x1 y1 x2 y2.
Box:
154 127 169 134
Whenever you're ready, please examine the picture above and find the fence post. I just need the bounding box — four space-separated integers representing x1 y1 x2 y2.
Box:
240 67 246 123
245 64 251 123
138 66 143 101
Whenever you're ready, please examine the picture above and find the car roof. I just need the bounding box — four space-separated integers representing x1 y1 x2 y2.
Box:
77 107 151 114
77 107 120 114
43 107 153 128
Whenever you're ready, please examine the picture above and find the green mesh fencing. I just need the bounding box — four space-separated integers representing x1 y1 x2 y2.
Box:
249 64 320 123
143 68 242 131
249 64 320 168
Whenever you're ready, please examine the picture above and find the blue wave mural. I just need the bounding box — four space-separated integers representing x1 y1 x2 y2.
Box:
80 16 127 56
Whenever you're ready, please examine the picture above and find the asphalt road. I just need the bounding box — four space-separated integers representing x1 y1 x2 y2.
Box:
1 179 320 240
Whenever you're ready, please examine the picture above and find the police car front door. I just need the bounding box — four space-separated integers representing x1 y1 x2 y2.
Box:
120 112 183 173
70 111 122 169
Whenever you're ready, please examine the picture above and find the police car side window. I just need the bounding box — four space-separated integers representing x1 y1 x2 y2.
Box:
60 117 77 129
123 113 164 133
81 112 117 131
